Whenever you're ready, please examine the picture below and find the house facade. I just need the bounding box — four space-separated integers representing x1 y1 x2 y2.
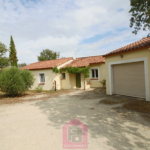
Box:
104 37 150 101
20 56 105 91
61 56 105 90
21 37 150 101
20 57 74 90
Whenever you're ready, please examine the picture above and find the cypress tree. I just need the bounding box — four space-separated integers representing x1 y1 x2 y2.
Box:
9 36 18 67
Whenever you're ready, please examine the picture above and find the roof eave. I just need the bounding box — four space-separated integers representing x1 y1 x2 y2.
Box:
104 45 150 57
21 67 53 70
89 62 105 65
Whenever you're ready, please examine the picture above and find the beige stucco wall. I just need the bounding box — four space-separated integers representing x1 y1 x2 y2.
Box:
29 59 74 91
30 69 61 90
61 72 84 89
30 61 106 91
89 63 106 88
105 48 150 101
80 73 84 89
61 72 72 89
61 63 106 89
69 73 76 89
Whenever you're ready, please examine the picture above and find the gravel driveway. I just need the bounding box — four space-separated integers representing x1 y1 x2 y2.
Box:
0 88 150 150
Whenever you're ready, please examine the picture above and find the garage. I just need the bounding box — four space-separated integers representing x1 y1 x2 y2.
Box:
105 37 150 101
113 61 146 98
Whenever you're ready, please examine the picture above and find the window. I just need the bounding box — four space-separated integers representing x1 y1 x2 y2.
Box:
39 73 45 83
62 73 65 79
91 69 98 78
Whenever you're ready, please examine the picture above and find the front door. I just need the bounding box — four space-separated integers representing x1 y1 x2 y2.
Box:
76 73 81 88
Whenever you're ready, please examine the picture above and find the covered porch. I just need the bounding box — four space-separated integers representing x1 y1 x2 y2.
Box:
61 72 91 90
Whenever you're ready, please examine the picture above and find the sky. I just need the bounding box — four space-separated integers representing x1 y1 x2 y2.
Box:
0 0 149 64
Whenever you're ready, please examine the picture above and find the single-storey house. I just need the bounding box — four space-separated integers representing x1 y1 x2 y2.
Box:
20 55 105 90
104 37 150 101
60 55 105 90
20 57 74 90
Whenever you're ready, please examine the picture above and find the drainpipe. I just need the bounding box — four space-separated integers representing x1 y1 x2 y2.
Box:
149 48 150 58
54 80 56 91
84 78 87 90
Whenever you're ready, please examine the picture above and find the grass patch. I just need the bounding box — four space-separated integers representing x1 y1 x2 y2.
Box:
123 100 150 113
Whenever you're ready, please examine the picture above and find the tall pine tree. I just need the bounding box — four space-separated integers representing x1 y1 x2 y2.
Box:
9 36 18 67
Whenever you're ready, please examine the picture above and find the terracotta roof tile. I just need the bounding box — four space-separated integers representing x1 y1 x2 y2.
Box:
20 57 73 70
104 37 150 57
62 55 105 68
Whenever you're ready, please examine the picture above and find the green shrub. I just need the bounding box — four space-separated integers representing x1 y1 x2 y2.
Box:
21 69 35 90
35 86 43 92
0 67 35 96
100 79 106 87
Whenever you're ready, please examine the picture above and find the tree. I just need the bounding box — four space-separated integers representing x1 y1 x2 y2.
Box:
20 69 35 91
0 67 35 96
18 63 27 68
0 42 9 68
129 0 150 37
38 49 60 61
9 36 18 67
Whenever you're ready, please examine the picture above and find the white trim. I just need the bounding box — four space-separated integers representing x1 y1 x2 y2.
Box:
38 72 46 84
57 59 73 69
90 67 100 81
109 57 149 101
80 73 82 88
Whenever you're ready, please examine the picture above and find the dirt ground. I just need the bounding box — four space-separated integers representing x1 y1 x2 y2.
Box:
0 90 72 105
0 88 150 150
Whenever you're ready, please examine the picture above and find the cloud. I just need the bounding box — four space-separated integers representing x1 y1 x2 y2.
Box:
0 0 149 64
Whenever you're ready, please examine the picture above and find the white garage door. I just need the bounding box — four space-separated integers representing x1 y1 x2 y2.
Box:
113 61 145 98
